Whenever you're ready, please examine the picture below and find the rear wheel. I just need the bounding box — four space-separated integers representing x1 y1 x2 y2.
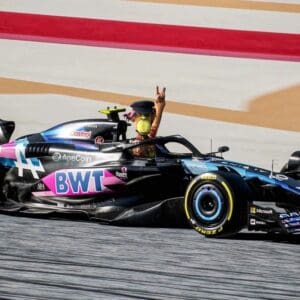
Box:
184 172 251 237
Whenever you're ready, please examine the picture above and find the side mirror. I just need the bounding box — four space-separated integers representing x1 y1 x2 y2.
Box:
218 146 229 153
204 145 230 157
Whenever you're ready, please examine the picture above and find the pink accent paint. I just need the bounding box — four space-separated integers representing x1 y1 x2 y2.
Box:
41 168 124 197
42 172 57 193
103 170 124 186
0 12 300 61
0 141 17 160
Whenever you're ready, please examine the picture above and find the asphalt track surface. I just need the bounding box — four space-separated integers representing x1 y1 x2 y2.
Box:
0 213 299 300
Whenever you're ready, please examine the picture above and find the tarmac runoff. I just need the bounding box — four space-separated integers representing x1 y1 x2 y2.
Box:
131 0 300 13
1 38 300 112
1 77 300 132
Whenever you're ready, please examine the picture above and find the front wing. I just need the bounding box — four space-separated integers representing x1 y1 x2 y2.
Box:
248 204 300 235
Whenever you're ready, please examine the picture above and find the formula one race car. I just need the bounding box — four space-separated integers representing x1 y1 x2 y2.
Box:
0 107 299 237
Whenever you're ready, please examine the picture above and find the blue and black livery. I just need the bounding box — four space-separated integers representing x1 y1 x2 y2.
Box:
0 108 299 238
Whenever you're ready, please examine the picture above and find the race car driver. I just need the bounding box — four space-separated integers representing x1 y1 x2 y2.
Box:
125 86 166 157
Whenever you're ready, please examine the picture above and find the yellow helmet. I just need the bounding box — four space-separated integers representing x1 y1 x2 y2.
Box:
136 115 151 136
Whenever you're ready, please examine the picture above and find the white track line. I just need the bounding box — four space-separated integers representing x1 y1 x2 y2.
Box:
1 0 299 33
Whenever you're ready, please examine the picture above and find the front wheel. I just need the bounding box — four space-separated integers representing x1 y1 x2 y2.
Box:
184 172 251 237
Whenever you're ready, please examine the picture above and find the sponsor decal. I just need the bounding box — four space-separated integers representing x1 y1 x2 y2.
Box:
269 174 288 181
257 208 273 215
15 143 45 179
195 225 223 235
71 131 92 139
280 217 300 230
52 152 61 161
95 136 104 145
280 212 300 219
249 218 267 226
250 206 273 215
36 182 46 191
55 170 103 194
41 168 125 197
64 203 99 209
200 173 217 180
115 167 128 180
282 220 300 227
52 152 92 163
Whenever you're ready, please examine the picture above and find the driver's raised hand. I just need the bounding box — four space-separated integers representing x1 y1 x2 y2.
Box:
155 86 166 109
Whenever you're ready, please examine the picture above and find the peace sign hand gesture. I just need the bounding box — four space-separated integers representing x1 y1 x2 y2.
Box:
155 86 166 108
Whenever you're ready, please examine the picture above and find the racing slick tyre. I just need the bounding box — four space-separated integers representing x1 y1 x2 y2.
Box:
184 172 251 237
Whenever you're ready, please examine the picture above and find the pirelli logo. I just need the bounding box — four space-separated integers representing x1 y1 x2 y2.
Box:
200 174 217 180
195 226 223 235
